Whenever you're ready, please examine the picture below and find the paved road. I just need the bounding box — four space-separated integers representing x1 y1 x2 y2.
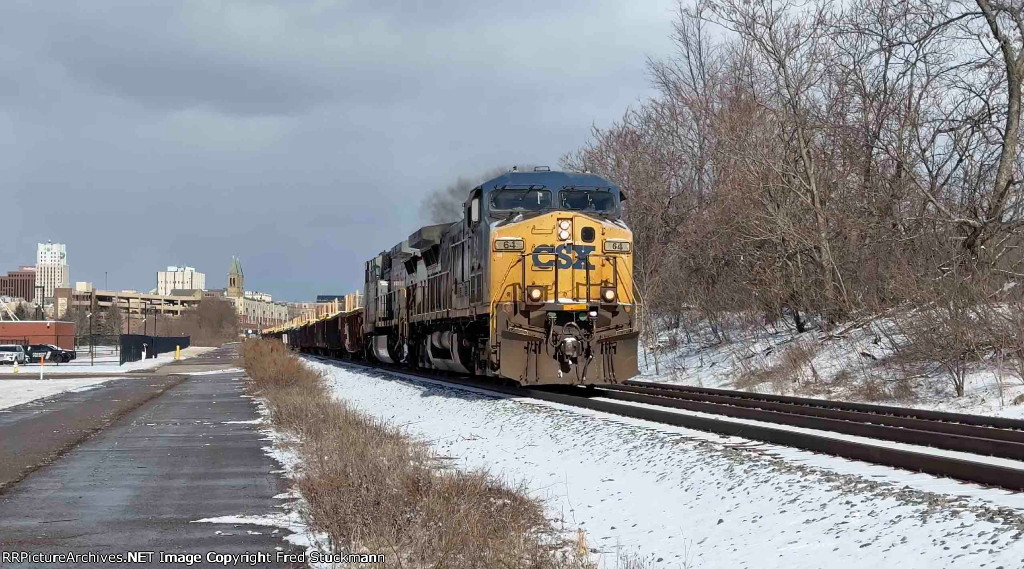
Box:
0 346 306 567
0 374 186 492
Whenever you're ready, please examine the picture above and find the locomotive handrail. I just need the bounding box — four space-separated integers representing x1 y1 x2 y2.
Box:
612 256 635 304
488 254 526 342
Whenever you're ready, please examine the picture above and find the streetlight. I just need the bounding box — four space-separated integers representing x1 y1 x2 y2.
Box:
87 312 94 366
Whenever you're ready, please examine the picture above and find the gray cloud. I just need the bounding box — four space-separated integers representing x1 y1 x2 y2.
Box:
0 0 673 299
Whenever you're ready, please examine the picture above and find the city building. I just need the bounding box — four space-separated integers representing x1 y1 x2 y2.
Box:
227 257 244 298
243 291 272 302
0 267 36 302
35 242 69 304
223 258 288 330
234 296 290 330
286 302 319 319
157 266 206 296
316 294 345 303
169 289 204 298
54 287 203 318
0 321 75 350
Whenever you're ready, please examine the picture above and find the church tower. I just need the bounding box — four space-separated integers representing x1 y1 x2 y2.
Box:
227 256 244 298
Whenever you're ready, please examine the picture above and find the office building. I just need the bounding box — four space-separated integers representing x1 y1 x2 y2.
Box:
157 266 206 296
0 267 36 302
36 242 69 304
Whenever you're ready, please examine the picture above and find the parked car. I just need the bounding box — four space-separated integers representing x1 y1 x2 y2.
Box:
25 344 76 363
0 345 26 365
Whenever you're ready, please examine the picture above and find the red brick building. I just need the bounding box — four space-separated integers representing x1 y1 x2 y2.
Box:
0 267 36 302
0 321 75 350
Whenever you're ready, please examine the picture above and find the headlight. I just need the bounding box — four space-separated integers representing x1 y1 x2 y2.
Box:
601 287 616 303
493 238 525 252
558 220 571 230
603 239 631 253
527 286 545 303
558 230 571 240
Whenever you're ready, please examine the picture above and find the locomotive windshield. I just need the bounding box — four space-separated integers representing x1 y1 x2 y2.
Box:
491 188 551 211
559 188 618 213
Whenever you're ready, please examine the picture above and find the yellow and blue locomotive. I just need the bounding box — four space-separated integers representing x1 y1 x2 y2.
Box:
363 168 638 385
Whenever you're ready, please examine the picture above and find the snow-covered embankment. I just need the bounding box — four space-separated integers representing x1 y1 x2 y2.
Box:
304 357 1024 569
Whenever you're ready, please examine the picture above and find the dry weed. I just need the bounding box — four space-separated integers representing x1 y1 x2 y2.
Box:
241 339 597 568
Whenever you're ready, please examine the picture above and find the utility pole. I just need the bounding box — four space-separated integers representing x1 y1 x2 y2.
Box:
87 312 94 366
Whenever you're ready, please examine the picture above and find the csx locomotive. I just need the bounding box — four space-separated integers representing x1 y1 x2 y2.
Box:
266 169 639 385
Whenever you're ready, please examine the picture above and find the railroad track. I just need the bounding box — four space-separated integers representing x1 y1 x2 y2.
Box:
307 354 1024 492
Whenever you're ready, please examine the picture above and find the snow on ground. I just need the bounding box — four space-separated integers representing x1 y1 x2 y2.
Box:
640 316 1024 420
9 346 216 375
186 368 244 376
305 357 1024 569
0 346 218 410
0 376 121 410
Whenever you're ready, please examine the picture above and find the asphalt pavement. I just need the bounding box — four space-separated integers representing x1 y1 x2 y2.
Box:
0 345 307 567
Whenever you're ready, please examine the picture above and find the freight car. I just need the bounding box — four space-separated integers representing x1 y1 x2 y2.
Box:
265 169 639 385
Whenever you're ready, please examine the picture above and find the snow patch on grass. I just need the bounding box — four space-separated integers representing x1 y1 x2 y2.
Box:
641 315 1024 419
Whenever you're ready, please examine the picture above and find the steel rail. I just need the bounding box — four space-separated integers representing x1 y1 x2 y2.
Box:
606 384 1024 444
626 380 1024 430
306 355 1024 491
595 385 1024 461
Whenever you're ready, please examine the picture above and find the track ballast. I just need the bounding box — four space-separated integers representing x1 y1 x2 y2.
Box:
308 354 1024 491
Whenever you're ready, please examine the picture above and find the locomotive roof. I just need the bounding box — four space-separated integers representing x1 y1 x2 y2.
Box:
478 170 618 192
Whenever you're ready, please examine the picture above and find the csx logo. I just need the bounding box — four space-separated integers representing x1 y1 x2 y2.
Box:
532 244 596 270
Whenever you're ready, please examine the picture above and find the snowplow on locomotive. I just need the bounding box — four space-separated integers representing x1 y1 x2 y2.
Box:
263 169 639 385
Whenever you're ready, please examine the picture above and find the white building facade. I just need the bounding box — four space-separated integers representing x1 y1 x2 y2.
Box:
35 242 69 304
233 296 290 331
156 266 204 294
244 291 272 303
157 266 206 296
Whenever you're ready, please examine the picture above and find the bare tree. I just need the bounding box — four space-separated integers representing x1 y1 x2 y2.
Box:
562 0 1024 395
170 298 240 346
102 304 123 336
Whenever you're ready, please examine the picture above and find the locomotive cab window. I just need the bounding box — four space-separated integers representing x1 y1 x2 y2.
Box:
490 188 551 211
559 189 618 214
466 188 482 225
470 196 480 224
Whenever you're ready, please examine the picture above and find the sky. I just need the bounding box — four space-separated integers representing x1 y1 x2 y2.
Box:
0 0 675 301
